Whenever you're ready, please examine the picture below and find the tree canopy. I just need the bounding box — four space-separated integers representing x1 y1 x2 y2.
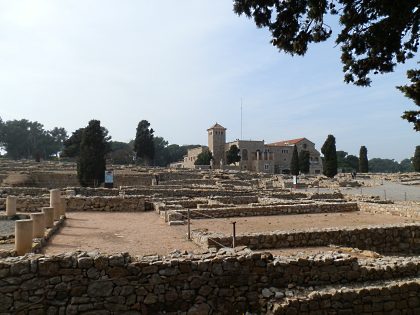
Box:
321 135 337 178
290 145 299 175
298 150 310 174
359 146 369 173
134 120 155 165
414 146 420 172
195 150 213 166
0 118 67 160
77 120 109 187
337 151 359 172
233 0 420 129
226 145 241 165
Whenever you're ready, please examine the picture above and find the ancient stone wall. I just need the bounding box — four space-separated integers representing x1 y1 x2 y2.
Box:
359 201 420 219
0 196 146 212
193 224 420 254
269 278 420 315
168 202 358 221
1 251 420 314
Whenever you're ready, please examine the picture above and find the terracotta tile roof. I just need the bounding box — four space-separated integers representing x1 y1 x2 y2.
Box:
207 122 226 130
268 138 306 146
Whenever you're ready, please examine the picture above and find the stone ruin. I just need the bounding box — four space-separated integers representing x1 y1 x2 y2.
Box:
1 159 420 314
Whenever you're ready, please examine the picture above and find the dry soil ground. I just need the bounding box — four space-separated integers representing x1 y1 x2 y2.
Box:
44 211 418 256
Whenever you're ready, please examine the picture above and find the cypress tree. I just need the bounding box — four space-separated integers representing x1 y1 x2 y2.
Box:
77 120 107 187
321 135 337 178
290 145 299 175
413 146 420 172
134 120 155 165
298 150 310 174
359 146 369 173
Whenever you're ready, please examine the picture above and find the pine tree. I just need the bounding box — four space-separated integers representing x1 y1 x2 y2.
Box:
290 145 299 175
359 146 369 173
321 135 337 178
298 150 310 174
413 146 420 172
134 120 155 165
77 120 108 187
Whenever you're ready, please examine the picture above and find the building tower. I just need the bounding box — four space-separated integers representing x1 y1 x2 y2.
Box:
207 123 226 168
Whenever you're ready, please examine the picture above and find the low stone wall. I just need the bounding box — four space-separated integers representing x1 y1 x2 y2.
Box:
2 251 420 314
0 196 147 212
269 278 420 315
0 187 49 197
123 187 256 198
359 201 420 219
169 202 358 221
192 223 420 254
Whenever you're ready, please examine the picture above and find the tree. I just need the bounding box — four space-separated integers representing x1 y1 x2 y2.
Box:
0 118 67 160
107 141 134 165
153 137 169 167
290 145 299 175
226 145 241 165
195 150 213 166
400 158 415 172
369 158 400 173
134 120 155 165
233 1 419 128
337 151 359 172
359 146 369 173
298 150 310 174
398 69 420 131
321 135 337 178
62 128 84 158
77 120 109 187
414 146 420 172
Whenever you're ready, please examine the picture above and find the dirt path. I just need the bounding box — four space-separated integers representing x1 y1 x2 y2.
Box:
189 212 419 235
44 212 200 256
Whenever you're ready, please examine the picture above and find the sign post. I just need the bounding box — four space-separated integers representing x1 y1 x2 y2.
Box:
104 170 114 189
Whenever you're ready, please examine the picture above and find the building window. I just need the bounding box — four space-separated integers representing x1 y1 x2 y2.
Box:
209 132 212 135
281 149 289 154
264 164 270 170
303 143 307 149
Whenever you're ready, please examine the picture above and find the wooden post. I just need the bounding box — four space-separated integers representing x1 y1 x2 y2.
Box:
187 209 191 240
232 221 236 248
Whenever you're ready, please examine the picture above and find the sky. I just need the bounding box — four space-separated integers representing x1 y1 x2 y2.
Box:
0 0 418 161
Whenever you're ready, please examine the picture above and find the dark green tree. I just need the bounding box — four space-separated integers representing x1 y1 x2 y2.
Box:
153 137 169 167
359 146 369 173
298 150 310 174
290 145 299 175
346 155 359 171
62 128 84 158
77 120 109 187
414 146 420 172
321 135 337 178
398 69 420 131
107 141 134 165
400 158 415 172
195 150 213 166
233 0 419 128
226 145 241 165
369 158 400 173
134 120 155 165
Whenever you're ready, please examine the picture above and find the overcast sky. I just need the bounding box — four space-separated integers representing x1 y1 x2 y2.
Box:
0 1 418 161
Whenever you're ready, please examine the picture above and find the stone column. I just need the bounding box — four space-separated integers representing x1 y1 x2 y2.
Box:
6 196 17 216
42 207 55 228
60 197 67 217
30 213 45 238
50 189 61 220
15 219 33 255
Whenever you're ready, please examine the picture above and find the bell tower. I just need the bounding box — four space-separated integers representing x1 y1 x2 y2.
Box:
207 123 226 168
